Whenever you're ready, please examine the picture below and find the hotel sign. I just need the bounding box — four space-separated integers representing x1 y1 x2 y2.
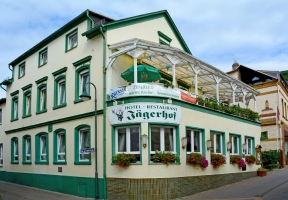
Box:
109 103 181 124
109 83 196 104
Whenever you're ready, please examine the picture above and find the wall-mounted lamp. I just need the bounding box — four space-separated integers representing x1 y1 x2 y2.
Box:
206 140 212 150
181 137 187 149
142 134 148 148
227 142 232 151
242 143 247 153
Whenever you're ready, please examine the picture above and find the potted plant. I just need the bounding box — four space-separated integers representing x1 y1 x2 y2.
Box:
187 152 209 168
113 153 137 168
211 153 226 168
257 167 268 176
230 155 242 165
245 155 256 164
151 151 179 165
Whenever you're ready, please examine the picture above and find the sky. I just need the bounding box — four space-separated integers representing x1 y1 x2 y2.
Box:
1 0 288 98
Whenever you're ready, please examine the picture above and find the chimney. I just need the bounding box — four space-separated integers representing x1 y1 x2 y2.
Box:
232 61 239 70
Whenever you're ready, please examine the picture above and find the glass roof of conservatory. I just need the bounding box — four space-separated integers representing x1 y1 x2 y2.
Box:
107 38 260 103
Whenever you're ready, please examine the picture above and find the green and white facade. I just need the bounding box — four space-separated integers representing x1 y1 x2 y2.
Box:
0 9 261 199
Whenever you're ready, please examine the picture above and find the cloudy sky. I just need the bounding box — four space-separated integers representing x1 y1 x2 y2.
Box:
1 0 288 98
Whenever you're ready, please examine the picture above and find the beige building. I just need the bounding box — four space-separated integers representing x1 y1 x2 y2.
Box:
227 63 287 167
0 10 261 199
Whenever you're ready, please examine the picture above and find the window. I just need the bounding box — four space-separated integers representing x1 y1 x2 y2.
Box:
23 91 31 118
245 137 254 155
11 137 19 164
261 131 268 140
35 132 49 164
115 126 140 161
210 131 225 154
39 48 48 66
53 129 66 164
74 125 91 164
53 77 66 109
18 62 25 78
11 97 19 121
22 135 31 164
186 129 203 154
74 65 90 103
37 85 47 114
0 143 3 166
0 109 2 124
66 29 78 51
229 134 240 155
150 126 176 154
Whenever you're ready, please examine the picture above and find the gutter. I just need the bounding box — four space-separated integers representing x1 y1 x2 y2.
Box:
100 25 107 199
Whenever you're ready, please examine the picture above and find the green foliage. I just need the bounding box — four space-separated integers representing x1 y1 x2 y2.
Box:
186 152 203 165
245 155 256 164
151 151 179 165
257 167 268 172
260 133 268 140
262 151 280 165
230 155 242 164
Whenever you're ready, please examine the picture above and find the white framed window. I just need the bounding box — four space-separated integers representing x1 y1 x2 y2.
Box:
19 63 25 78
57 132 66 161
229 135 239 155
26 137 31 161
58 79 65 105
0 143 3 166
79 70 89 95
40 135 47 161
150 126 176 154
40 50 47 66
68 31 77 50
14 139 18 161
40 87 46 111
186 129 202 154
14 99 18 119
116 126 140 154
79 128 90 161
211 132 223 154
26 94 31 115
245 137 253 155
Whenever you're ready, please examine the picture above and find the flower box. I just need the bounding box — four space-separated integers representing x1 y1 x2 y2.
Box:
257 171 267 177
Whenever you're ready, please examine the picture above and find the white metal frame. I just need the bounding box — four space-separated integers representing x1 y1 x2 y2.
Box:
213 133 223 154
14 99 18 119
230 135 239 155
79 69 89 95
79 128 89 161
26 93 31 115
19 63 25 77
58 79 66 105
26 137 31 161
245 137 253 155
57 132 65 161
40 50 48 65
40 87 46 111
0 143 3 166
68 31 77 50
14 139 18 161
115 126 140 154
40 135 47 161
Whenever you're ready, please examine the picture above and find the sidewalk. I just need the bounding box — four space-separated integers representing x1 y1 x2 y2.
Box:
178 167 288 200
0 181 94 200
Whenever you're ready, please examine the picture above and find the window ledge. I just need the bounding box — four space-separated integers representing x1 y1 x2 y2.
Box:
11 161 19 164
38 62 47 68
74 99 83 104
35 161 49 165
74 161 91 165
53 161 67 165
36 109 47 115
22 162 32 165
10 118 19 122
65 46 77 53
18 75 25 79
22 114 32 119
148 162 181 165
111 162 142 165
53 103 67 110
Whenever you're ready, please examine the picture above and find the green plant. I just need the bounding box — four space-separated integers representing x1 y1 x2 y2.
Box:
211 153 226 168
245 155 256 164
257 167 268 172
268 163 280 169
113 153 137 168
262 151 280 166
230 155 242 165
151 151 179 165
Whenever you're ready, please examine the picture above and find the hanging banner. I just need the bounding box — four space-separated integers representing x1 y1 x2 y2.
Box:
109 103 181 124
109 83 197 104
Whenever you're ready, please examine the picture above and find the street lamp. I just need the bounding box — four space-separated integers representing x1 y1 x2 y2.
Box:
80 82 98 199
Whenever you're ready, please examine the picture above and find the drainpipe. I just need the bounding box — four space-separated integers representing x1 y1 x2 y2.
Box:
100 25 107 199
0 83 6 91
86 10 94 29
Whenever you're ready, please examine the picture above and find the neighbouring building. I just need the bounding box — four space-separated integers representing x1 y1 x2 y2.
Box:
227 63 287 167
0 10 261 199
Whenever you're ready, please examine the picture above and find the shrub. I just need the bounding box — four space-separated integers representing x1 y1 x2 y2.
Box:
262 151 280 166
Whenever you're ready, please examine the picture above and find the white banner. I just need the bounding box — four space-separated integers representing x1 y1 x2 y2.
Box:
109 103 181 124
109 83 197 104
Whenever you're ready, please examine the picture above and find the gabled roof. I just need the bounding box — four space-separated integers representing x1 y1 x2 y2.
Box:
9 10 114 67
82 10 191 54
